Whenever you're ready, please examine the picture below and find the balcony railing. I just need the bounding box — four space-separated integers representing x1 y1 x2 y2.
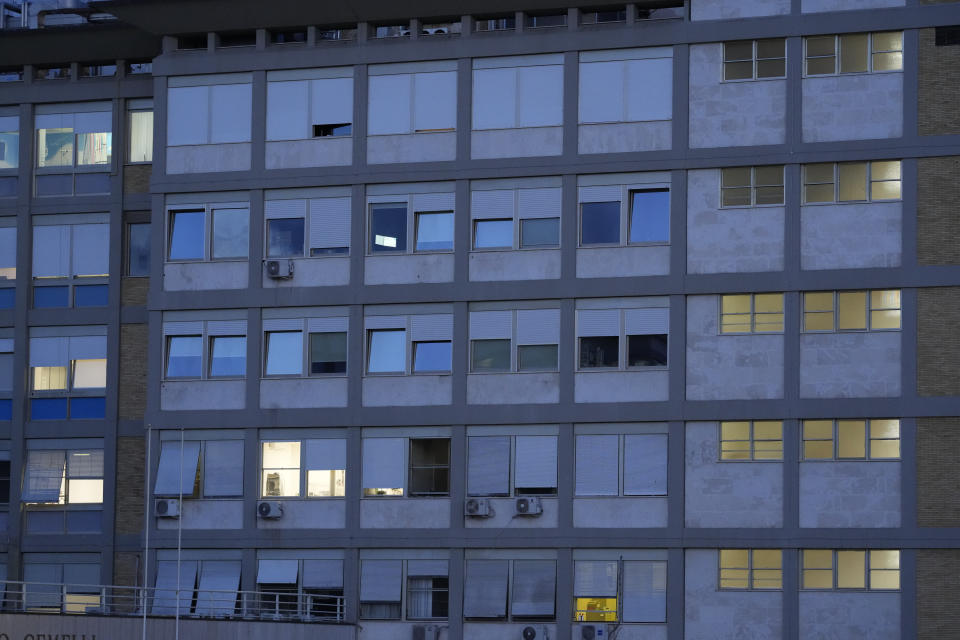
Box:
0 580 346 624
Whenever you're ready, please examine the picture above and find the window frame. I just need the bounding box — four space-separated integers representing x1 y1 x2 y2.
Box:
361 436 452 499
574 432 669 497
468 308 561 374
803 31 903 77
22 447 105 507
28 334 108 420
126 105 154 164
259 438 347 499
722 39 787 82
208 335 247 379
801 549 900 591
466 433 559 498
155 438 245 500
718 421 784 462
802 289 902 333
718 293 785 335
261 320 349 379
470 187 562 252
572 557 668 624
367 196 455 256
718 549 783 590
125 221 151 278
359 558 450 622
579 184 671 248
719 165 786 208
802 160 902 205
576 307 670 372
166 203 250 264
463 557 557 621
31 219 110 309
364 315 453 377
801 418 901 461
162 321 248 381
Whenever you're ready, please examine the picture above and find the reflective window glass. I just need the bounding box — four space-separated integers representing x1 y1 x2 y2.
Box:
415 212 453 252
474 219 513 249
310 332 347 374
520 218 560 248
370 203 407 253
627 335 668 366
72 359 106 389
209 336 246 377
518 344 558 371
74 285 108 307
413 341 451 373
580 336 619 368
581 202 620 245
166 336 202 378
127 223 151 276
267 218 304 258
367 329 406 373
168 210 205 260
265 331 303 376
128 110 153 162
471 339 510 372
628 189 669 243
212 209 249 259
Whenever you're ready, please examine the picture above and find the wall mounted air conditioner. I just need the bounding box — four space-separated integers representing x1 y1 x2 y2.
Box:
264 259 294 279
521 625 549 640
514 496 543 516
257 500 284 519
580 623 608 639
154 498 180 518
422 27 449 35
412 624 439 640
464 497 493 518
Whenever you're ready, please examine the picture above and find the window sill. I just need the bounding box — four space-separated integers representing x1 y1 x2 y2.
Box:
801 199 902 206
165 259 249 264
803 69 903 79
720 77 786 84
260 375 348 380
720 203 786 210
469 370 559 375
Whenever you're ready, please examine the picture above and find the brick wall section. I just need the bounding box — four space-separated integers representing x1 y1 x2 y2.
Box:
918 157 960 265
919 29 960 135
121 277 149 307
917 417 960 526
918 288 960 396
112 551 141 613
115 436 145 535
123 163 151 194
918 550 960 638
120 324 148 419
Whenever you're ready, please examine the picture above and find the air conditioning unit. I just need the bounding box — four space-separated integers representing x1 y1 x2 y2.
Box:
154 498 180 518
514 496 543 516
412 624 439 640
521 625 549 640
580 623 608 639
423 27 449 35
257 500 284 519
264 259 294 279
464 497 493 518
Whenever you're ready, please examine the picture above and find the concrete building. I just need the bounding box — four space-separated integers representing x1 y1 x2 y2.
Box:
0 0 958 638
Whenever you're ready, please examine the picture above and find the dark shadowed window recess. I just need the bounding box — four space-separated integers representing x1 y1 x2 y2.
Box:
177 34 208 50
370 203 407 253
311 332 347 374
271 28 307 44
218 31 256 47
580 336 619 368
409 439 450 496
581 202 620 245
628 334 668 366
935 26 960 46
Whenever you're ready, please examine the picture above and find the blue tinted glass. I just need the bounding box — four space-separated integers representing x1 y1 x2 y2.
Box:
370 204 407 253
415 212 453 251
74 172 111 195
166 336 202 378
74 284 108 307
31 397 68 420
267 218 304 258
629 189 670 243
0 399 11 420
474 219 513 249
0 288 13 309
520 218 560 248
66 510 102 533
0 177 17 197
413 341 452 373
35 174 72 197
209 336 246 377
580 201 620 245
169 210 206 260
71 397 106 419
33 286 69 308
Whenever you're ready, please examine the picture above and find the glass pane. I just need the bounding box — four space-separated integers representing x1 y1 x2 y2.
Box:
755 293 783 313
721 421 750 440
579 336 618 368
76 131 111 166
127 223 151 276
627 334 667 366
72 359 107 389
267 218 305 258
33 366 68 391
806 36 836 59
33 286 69 308
870 570 900 590
370 203 407 253
837 420 866 458
722 167 751 188
754 421 782 440
837 551 865 589
75 172 110 195
837 291 867 330
720 549 749 568
212 209 249 259
37 128 74 167
166 336 201 377
806 56 836 76
128 110 154 162
805 312 834 332
803 549 833 569
871 289 900 309
74 285 109 307
723 61 753 81
804 183 835 204
870 419 900 439
871 550 899 570
839 34 869 73
805 292 834 312
804 440 834 460
757 38 785 59
803 569 833 589
310 332 347 374
67 478 103 504
870 309 900 329
871 439 900 459
757 59 785 78
0 131 19 169
871 180 901 201
580 202 620 245
415 212 454 251
263 441 300 468
210 336 246 377
755 185 783 204
872 51 902 71
871 161 901 181
722 187 751 207
838 163 868 201
474 219 513 249
803 420 834 440
31 397 68 420
471 340 511 372
873 31 902 52
265 332 303 376
520 217 560 248
723 41 753 62
628 190 670 243
721 295 751 314
367 329 406 373
307 469 345 497
169 210 205 260
262 468 299 497
518 344 558 371
413 341 451 373
70 396 105 419
755 166 784 186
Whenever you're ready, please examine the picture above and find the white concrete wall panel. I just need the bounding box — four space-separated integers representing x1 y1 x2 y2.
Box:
360 498 450 528
684 550 783 640
686 297 784 400
259 378 348 409
576 246 670 278
800 203 901 270
256 500 346 529
163 262 249 291
799 332 901 398
802 73 903 142
689 44 787 148
364 254 454 285
265 138 352 169
799 462 900 527
166 143 252 174
161 380 246 410
685 422 783 528
798 592 900 640
573 497 668 528
362 376 452 406
471 128 563 159
468 249 561 281
691 0 791 20
574 371 669 403
261 257 350 288
578 122 672 155
802 0 904 12
464 624 556 640
687 169 785 274
156 500 243 530
467 373 560 405
367 132 457 164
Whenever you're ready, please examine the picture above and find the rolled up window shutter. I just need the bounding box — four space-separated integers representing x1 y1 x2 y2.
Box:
266 80 309 141
471 190 515 220
625 308 669 335
516 309 560 345
309 197 351 250
574 560 618 597
311 77 353 127
362 438 405 491
154 441 201 497
305 438 346 470
578 309 620 337
22 450 66 502
622 560 667 623
469 311 512 341
203 440 243 497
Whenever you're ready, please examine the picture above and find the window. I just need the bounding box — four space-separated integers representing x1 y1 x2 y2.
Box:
126 223 150 277
0 457 9 504
79 63 116 78
317 26 357 41
415 212 454 252
935 26 960 47
719 550 782 589
467 434 558 497
420 21 462 36
266 71 353 141
167 76 252 146
263 316 349 377
581 8 626 24
575 433 668 496
469 308 561 373
577 306 670 370
0 225 16 287
35 66 70 81
154 438 244 498
270 28 308 44
29 333 107 420
152 558 242 618
579 186 670 246
802 290 901 332
163 319 247 380
255 558 344 621
362 437 451 498
723 39 786 80
127 101 153 163
475 15 516 31
365 313 453 375
373 24 409 38
801 419 900 460
218 31 257 48
260 439 346 498
22 448 104 505
0 338 12 420
464 558 556 620
368 66 456 135
34 105 112 196
177 34 208 50
167 205 249 262
0 69 23 83
526 12 566 28
0 114 19 169
126 61 153 75
802 550 900 590
579 49 673 125
472 55 563 131
368 192 455 255
360 558 449 621
24 559 101 612
32 220 109 308
720 166 785 207
719 421 783 461
573 559 667 623
471 185 561 250
719 293 784 334
802 161 901 203
805 32 903 76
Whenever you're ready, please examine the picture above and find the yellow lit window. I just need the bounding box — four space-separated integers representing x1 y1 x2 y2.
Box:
574 597 617 622
802 420 834 459
804 32 902 76
723 39 786 81
720 549 782 590
870 550 900 590
871 32 903 72
803 419 900 461
802 290 900 332
837 551 865 589
720 293 783 334
721 166 784 207
802 550 834 589
261 441 301 497
32 366 67 391
803 161 901 204
720 421 783 461
870 420 901 458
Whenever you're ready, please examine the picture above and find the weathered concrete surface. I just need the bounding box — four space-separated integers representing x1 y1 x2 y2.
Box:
799 332 901 398
802 73 903 142
801 203 901 270
799 461 900 527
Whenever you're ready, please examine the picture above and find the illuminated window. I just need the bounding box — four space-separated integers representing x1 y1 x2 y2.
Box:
805 32 903 76
802 161 901 203
802 290 901 332
261 439 346 498
802 550 899 590
802 419 900 460
719 549 782 589
723 39 786 80
720 166 785 207
22 448 104 505
719 421 783 461
720 293 784 334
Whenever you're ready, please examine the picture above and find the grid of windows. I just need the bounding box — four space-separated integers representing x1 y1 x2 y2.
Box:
723 39 786 80
804 32 903 76
802 419 901 460
719 294 784 334
802 550 900 590
802 161 902 204
802 290 901 332
719 421 784 461
719 549 783 590
720 166 785 207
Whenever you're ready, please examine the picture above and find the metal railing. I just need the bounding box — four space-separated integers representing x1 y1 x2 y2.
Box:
0 580 345 623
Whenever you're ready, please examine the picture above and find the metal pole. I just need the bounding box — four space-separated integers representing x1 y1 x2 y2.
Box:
175 428 183 640
142 424 152 640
